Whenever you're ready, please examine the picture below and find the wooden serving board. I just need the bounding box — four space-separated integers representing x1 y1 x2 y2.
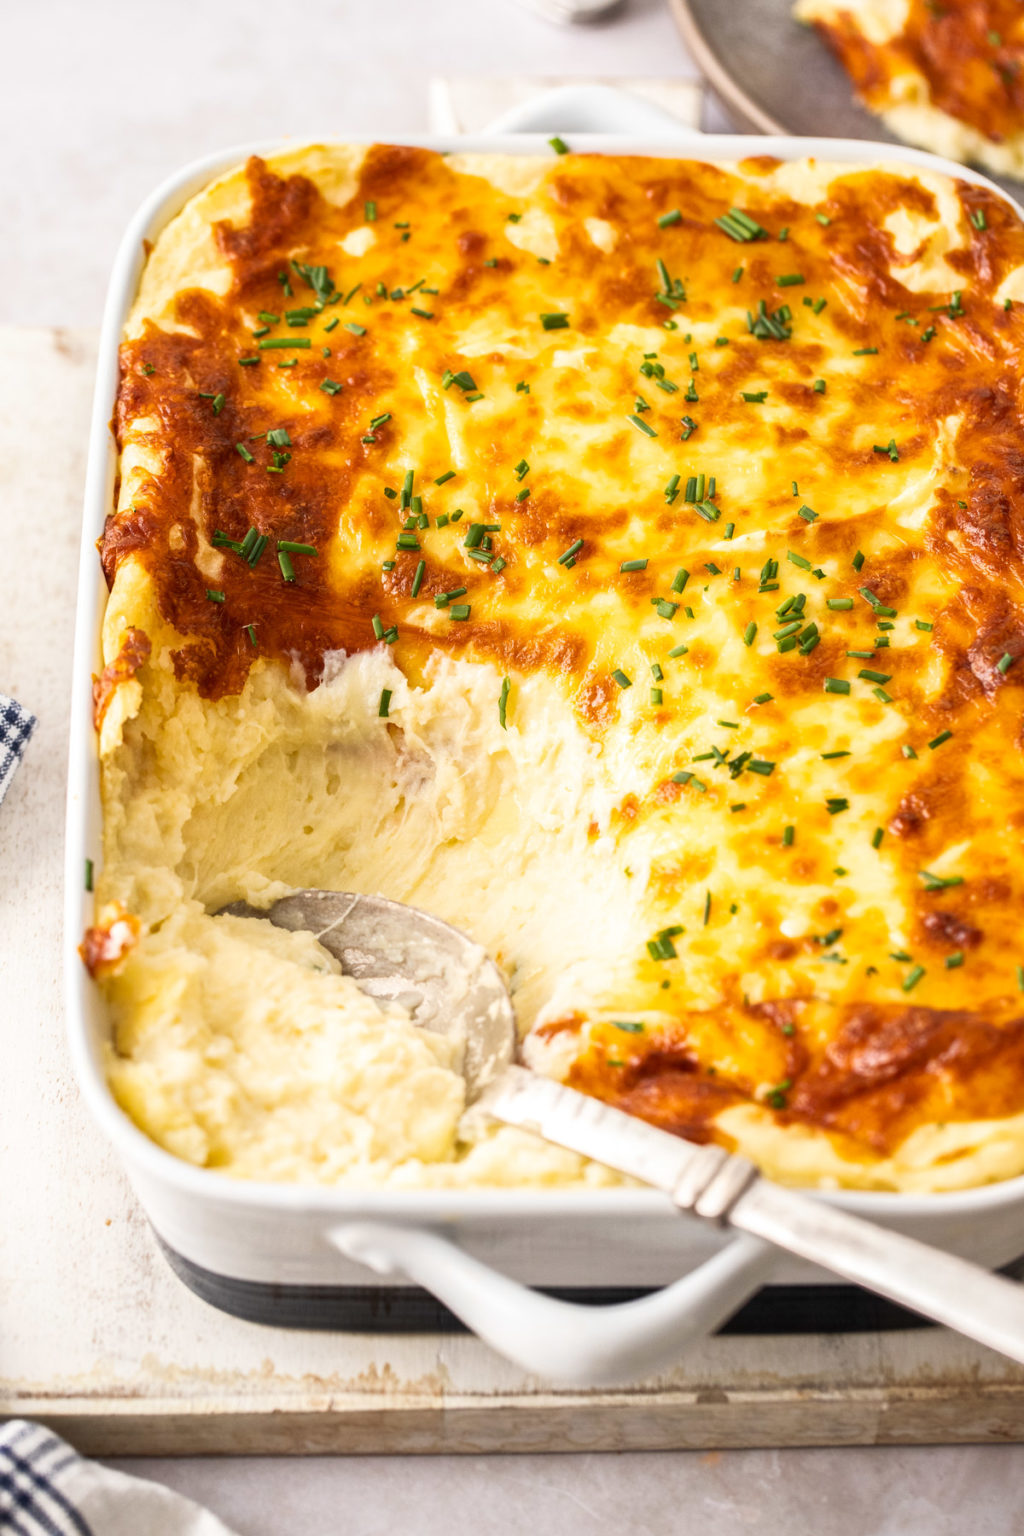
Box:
3 326 1024 1454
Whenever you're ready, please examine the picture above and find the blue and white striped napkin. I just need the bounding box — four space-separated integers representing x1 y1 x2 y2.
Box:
0 1421 238 1536
0 695 35 808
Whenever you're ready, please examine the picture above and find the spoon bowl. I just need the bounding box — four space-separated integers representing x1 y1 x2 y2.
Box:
221 889 516 1100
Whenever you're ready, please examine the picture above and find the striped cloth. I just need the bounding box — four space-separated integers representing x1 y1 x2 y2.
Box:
0 1420 237 1536
0 695 35 808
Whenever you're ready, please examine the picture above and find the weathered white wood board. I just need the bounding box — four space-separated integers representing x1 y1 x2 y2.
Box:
3 326 1024 1454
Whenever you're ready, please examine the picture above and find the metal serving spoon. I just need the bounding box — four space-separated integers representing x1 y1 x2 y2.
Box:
225 889 1024 1365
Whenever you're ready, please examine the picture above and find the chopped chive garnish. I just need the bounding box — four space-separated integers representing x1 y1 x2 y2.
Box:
824 676 851 695
363 200 377 222
449 604 470 621
919 869 964 890
902 965 926 993
628 414 658 437
612 669 632 689
658 209 682 227
411 560 426 598
379 688 392 718
345 323 367 336
278 551 295 582
277 541 317 556
668 643 689 658
206 589 225 603
871 827 884 849
915 619 934 632
826 797 849 815
741 390 768 403
321 379 342 394
498 676 511 729
777 273 805 287
245 624 257 648
620 558 648 573
928 730 953 749
797 504 817 523
435 470 456 486
998 652 1016 674
236 443 254 462
859 669 891 684
783 825 795 847
558 538 584 566
753 692 773 704
549 135 569 154
540 312 570 330
743 621 757 647
372 613 384 639
258 337 312 350
715 207 767 243
946 951 964 969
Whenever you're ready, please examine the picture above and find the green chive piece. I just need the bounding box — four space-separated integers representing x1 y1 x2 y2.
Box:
321 379 342 394
777 273 805 287
540 312 570 330
754 692 773 704
628 414 658 437
824 678 850 695
859 669 891 685
928 730 953 749
946 951 965 969
372 613 384 639
658 209 682 227
258 337 312 350
84 857 94 892
206 588 225 603
783 825 795 846
651 688 663 706
743 621 757 647
378 688 392 718
668 643 689 658
245 624 257 648
411 560 426 599
277 551 295 582
741 391 768 403
827 598 853 610
998 652 1016 674
871 827 884 849
236 443 254 463
558 538 583 565
612 669 632 689
549 135 569 154
813 379 826 393
902 965 926 993
345 323 367 336
620 559 648 573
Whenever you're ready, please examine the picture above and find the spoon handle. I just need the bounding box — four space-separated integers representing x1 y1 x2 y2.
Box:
479 1067 1024 1364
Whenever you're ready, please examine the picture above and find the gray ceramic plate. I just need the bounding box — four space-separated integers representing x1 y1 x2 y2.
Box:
670 0 1024 202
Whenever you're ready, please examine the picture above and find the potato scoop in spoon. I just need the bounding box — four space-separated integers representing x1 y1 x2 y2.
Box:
224 888 1024 1366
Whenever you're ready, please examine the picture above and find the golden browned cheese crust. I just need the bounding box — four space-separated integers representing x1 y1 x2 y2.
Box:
99 144 1024 1186
801 1 1024 151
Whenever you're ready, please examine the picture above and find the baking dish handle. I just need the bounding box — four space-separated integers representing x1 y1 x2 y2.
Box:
480 83 703 140
327 1221 773 1384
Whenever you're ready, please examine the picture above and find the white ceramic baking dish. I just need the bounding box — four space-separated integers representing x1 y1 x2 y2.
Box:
65 84 1024 1384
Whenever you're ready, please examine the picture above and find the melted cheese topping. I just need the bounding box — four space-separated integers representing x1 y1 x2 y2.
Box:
90 143 1024 1191
797 0 1024 177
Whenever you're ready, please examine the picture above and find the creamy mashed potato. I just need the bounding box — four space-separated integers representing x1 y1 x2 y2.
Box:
797 0 1024 178
88 142 1024 1191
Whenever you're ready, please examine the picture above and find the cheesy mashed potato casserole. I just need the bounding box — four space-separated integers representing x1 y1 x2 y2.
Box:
86 142 1024 1193
797 0 1024 177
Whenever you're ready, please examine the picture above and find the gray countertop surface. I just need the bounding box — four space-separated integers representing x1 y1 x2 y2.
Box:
5 0 1024 1529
